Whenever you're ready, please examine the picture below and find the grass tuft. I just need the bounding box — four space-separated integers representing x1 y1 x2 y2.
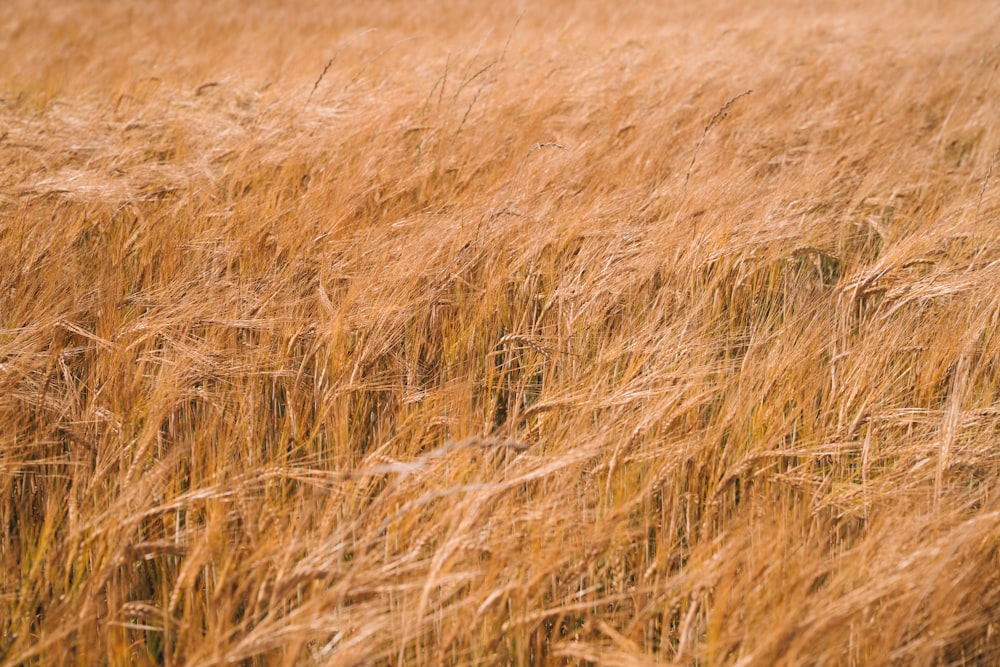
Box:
2 1 1000 665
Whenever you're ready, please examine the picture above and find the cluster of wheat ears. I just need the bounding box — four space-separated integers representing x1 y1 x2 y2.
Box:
2 1 1000 665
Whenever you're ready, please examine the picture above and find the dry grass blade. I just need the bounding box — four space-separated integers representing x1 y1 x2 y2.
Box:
2 1 1000 665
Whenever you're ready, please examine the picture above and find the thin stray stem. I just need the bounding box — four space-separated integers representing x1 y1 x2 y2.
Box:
678 89 753 213
305 29 377 107
306 58 335 106
975 148 998 222
968 147 998 271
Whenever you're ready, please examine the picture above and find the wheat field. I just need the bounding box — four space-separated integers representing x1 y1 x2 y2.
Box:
2 1 1000 665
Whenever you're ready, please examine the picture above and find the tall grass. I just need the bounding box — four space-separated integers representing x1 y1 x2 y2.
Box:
2 1 1000 664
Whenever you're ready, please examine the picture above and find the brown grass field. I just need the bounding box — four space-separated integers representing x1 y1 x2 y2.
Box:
3 1 1000 664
